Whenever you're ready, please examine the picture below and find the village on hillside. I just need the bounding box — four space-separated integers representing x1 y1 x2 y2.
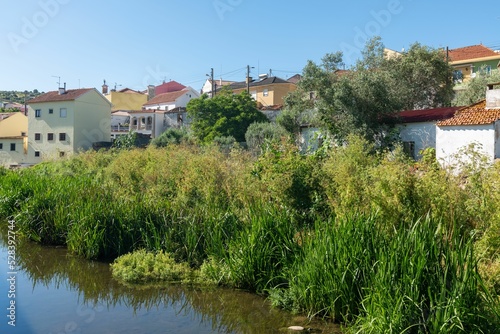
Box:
1 43 500 169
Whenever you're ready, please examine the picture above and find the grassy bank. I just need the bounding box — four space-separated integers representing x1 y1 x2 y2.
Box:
1 138 500 332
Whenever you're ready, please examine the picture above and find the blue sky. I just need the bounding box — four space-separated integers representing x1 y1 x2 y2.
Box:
1 0 499 93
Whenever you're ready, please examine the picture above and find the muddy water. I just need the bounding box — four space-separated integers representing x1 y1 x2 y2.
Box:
0 229 341 333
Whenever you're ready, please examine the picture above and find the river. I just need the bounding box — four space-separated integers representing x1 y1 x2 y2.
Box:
0 227 340 333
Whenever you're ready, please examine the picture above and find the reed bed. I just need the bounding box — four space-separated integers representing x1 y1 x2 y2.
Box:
1 138 500 332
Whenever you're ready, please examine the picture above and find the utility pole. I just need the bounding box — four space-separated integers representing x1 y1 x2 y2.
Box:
210 68 214 97
247 65 254 93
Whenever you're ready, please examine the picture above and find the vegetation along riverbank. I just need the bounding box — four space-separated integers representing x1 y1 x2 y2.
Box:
2 136 500 333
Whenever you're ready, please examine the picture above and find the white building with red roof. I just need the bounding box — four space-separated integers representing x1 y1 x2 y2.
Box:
27 85 112 162
436 83 500 167
397 107 460 160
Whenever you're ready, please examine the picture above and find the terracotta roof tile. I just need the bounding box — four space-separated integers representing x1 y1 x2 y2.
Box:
448 45 499 63
143 90 187 106
155 81 186 95
437 100 500 126
399 107 461 123
27 88 93 103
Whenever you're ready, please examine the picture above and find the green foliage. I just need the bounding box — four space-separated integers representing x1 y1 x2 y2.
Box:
2 137 500 332
150 127 191 148
112 131 138 149
286 36 454 144
111 249 196 283
271 215 496 333
453 68 500 106
226 206 301 293
0 89 42 104
245 122 289 152
384 42 454 110
187 90 268 143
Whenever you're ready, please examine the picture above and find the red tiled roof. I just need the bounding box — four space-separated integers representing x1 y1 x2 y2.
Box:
287 74 302 84
27 88 93 103
448 45 499 62
437 100 500 126
399 107 461 123
155 81 186 95
143 90 187 106
118 88 144 94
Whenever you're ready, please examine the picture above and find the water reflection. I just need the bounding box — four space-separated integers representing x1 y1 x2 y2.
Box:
0 228 340 333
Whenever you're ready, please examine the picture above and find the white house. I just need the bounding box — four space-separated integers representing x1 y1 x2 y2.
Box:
27 86 112 162
142 87 199 111
110 87 198 140
201 79 235 97
397 107 460 160
436 83 500 167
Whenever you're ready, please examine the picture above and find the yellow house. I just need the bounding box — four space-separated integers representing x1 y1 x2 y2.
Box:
0 112 29 167
223 76 297 108
448 44 500 85
104 87 148 111
27 87 112 162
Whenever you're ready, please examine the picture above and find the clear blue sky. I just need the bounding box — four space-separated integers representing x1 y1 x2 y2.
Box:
2 0 499 93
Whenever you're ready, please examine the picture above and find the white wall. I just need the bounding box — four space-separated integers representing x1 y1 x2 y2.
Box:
398 122 436 160
496 121 500 159
436 124 495 167
0 138 28 167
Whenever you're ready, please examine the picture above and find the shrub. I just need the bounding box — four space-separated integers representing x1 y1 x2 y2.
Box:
111 249 196 284
245 122 289 153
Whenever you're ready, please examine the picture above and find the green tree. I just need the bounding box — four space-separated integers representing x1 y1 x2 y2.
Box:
452 68 500 106
284 37 454 144
150 127 191 148
384 42 454 110
187 89 268 143
245 122 289 152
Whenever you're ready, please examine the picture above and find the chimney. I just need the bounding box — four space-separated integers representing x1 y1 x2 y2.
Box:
102 80 109 95
147 85 156 101
486 82 500 109
58 82 66 95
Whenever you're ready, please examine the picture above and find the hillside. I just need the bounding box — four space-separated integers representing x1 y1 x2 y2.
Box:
0 90 44 104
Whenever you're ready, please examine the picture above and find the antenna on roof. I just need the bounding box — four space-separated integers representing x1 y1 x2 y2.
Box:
52 75 61 88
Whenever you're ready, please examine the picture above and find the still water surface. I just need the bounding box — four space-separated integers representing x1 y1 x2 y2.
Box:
0 229 340 333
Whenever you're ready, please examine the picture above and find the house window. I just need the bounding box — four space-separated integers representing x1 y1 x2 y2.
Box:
250 91 257 100
59 151 65 157
35 133 41 140
10 143 16 151
59 133 66 141
0 143 3 150
453 70 463 83
34 151 40 157
263 89 269 97
403 141 415 159
49 109 54 114
35 109 41 117
48 133 54 141
60 108 67 118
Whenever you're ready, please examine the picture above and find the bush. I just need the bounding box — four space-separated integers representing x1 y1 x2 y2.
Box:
150 127 191 148
245 122 289 153
111 249 196 284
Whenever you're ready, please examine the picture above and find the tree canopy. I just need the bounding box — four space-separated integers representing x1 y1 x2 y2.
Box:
187 89 268 143
284 37 454 143
452 67 500 107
